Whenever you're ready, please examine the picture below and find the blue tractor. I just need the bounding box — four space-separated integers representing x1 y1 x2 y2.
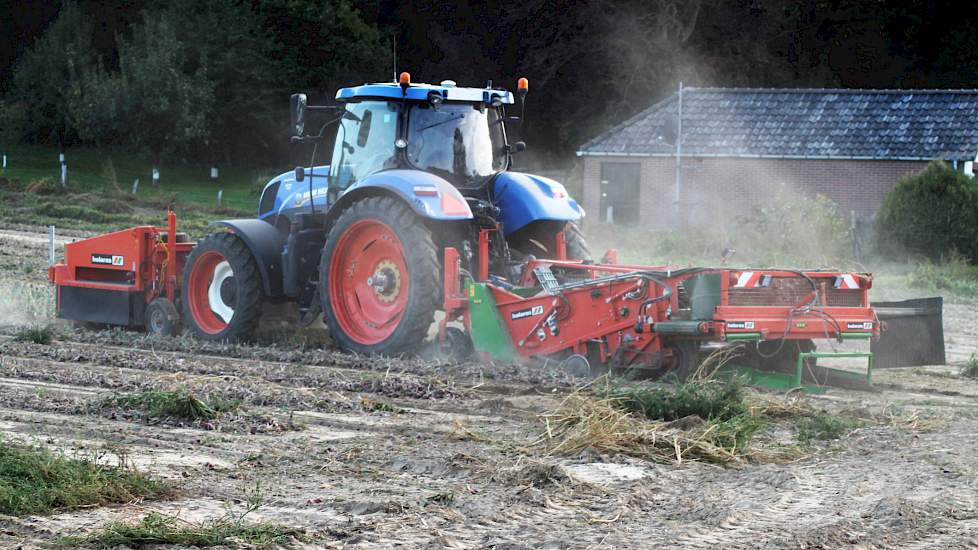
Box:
181 73 589 354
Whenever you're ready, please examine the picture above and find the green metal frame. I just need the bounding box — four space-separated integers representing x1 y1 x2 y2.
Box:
467 283 517 362
796 351 874 387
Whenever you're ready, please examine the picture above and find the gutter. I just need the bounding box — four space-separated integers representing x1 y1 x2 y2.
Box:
575 151 960 162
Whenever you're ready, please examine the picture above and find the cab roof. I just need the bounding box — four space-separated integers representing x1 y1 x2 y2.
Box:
335 81 515 105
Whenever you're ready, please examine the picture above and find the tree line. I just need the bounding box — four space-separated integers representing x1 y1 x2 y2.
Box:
2 1 976 167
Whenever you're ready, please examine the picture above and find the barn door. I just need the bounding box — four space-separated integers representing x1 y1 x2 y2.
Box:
599 162 640 225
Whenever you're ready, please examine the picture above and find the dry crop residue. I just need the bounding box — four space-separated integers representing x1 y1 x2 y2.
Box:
1 227 978 549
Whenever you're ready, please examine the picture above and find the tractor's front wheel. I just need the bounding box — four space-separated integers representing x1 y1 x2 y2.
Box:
181 232 263 341
320 197 440 355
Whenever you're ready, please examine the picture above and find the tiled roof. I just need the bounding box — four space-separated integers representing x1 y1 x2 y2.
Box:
578 88 978 161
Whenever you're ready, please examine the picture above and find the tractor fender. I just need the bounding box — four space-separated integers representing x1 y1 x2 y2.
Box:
210 219 285 297
324 169 473 227
492 171 584 235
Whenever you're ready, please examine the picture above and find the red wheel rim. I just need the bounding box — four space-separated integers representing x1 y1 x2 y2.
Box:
328 219 410 345
186 251 229 334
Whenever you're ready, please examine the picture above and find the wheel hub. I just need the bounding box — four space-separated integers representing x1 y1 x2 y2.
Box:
368 260 401 303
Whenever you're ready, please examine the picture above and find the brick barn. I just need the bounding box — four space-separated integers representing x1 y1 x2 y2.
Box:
576 88 978 229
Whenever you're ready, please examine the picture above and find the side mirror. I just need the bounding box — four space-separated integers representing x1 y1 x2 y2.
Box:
356 110 372 147
290 93 307 136
294 166 304 182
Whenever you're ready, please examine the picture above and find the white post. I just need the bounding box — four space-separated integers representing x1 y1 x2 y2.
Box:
2 154 6 170
217 189 223 207
132 178 139 194
48 225 56 266
59 153 67 187
673 81 683 229
152 168 160 187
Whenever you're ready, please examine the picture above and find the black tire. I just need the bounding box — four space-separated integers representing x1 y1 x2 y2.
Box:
181 232 263 341
145 297 181 336
440 327 474 360
669 340 703 381
565 221 592 261
508 220 592 262
319 196 440 355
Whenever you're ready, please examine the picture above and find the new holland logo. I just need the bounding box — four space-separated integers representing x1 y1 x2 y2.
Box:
511 305 544 320
726 321 755 330
92 254 124 266
847 321 873 330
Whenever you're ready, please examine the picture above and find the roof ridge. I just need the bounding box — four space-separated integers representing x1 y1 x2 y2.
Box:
683 87 978 94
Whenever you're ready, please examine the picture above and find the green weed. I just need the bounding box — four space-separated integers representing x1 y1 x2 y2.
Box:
98 389 241 421
796 413 863 443
57 512 302 549
12 324 53 345
0 441 170 515
960 355 978 379
907 255 978 300
604 379 748 422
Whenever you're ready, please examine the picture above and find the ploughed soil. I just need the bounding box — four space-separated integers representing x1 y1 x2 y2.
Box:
2 227 978 549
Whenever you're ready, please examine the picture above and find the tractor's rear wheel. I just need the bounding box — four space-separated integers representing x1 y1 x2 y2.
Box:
564 221 592 261
320 197 440 355
181 232 263 341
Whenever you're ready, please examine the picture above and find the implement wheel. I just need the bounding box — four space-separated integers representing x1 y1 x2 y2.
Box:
669 340 703 381
181 232 263 341
320 196 440 355
145 297 181 336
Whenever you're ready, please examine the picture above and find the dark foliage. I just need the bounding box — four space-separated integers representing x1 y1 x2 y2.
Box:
3 1 978 165
876 161 978 262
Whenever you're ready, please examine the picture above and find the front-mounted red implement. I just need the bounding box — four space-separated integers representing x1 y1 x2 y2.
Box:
441 244 880 382
48 210 192 335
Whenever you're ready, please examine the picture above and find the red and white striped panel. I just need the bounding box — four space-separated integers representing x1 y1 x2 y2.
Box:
836 274 859 289
733 271 762 288
733 272 860 289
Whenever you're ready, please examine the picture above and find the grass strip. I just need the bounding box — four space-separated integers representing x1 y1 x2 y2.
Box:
0 442 170 515
58 512 303 549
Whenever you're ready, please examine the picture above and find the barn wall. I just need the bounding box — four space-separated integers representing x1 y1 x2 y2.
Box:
581 155 929 230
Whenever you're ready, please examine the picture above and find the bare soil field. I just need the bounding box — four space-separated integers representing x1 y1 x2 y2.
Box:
2 227 978 549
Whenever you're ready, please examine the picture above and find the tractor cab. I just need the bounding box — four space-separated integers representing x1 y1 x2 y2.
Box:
326 75 516 190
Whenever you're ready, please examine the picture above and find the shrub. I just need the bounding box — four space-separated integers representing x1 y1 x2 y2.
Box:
876 160 978 263
734 190 852 266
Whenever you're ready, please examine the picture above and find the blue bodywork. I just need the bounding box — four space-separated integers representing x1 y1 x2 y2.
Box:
258 166 473 222
258 80 582 231
492 172 584 235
